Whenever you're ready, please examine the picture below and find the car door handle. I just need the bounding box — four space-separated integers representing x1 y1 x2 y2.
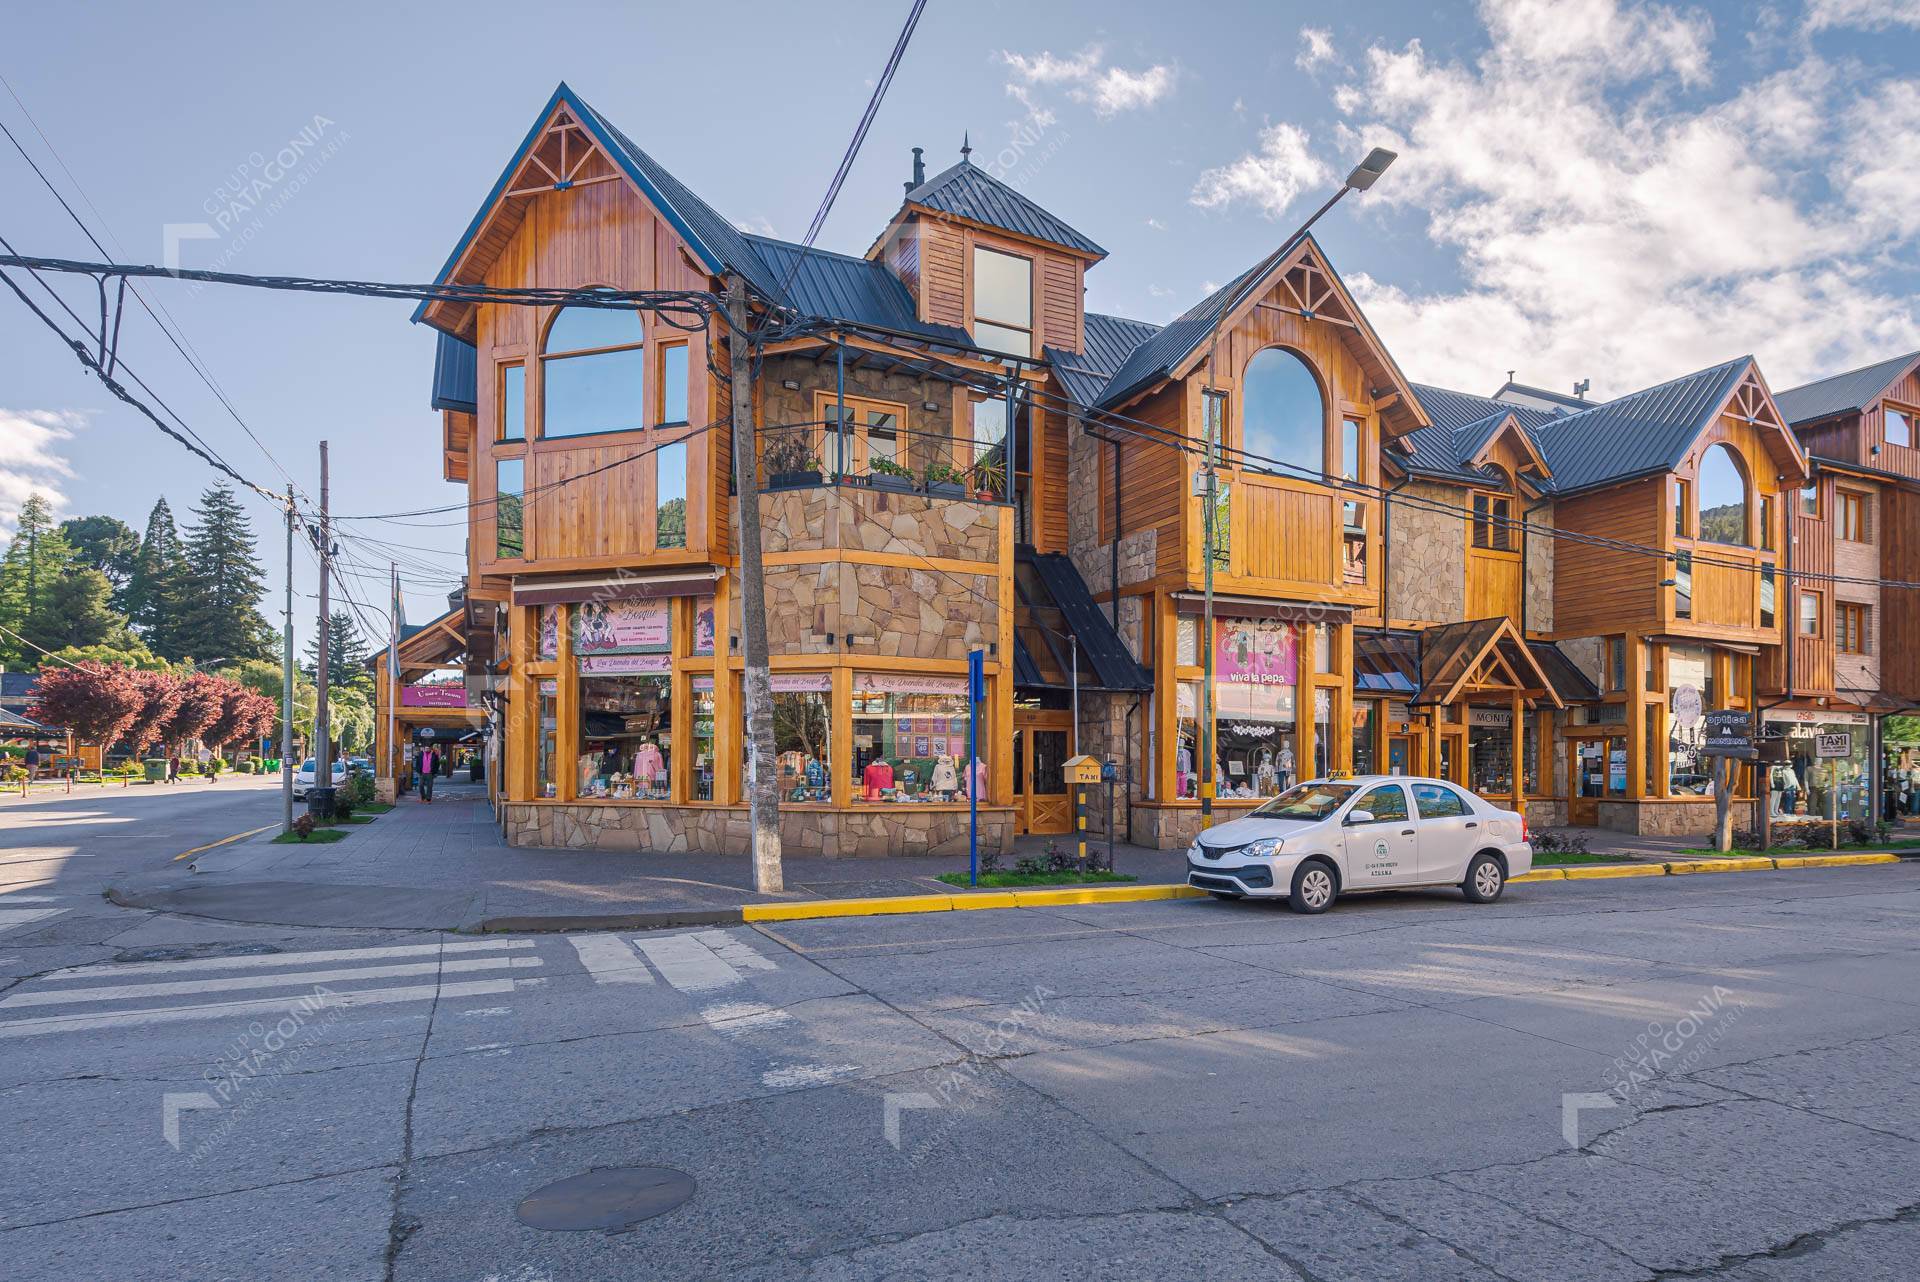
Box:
1464 821 1478 829
1401 828 1416 836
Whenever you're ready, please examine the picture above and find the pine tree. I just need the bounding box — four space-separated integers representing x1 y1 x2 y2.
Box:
304 610 374 693
0 495 77 663
176 484 272 664
38 566 129 653
125 498 191 660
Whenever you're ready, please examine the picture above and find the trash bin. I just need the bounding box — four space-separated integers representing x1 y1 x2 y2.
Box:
307 785 337 822
143 757 168 783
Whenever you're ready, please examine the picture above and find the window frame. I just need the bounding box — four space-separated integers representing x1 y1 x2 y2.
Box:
539 296 648 441
1672 477 1690 539
494 456 526 560
1837 601 1870 655
657 340 690 427
1798 589 1822 638
1799 485 1821 519
1471 491 1515 552
1838 490 1870 544
970 244 1034 358
1694 443 1750 547
813 391 912 481
1239 346 1329 477
498 361 525 442
1886 403 1914 450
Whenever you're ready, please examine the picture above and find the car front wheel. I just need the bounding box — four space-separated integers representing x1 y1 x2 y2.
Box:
1288 860 1337 914
1463 853 1506 904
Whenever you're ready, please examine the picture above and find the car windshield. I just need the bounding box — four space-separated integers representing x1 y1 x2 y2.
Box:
299 759 315 771
1250 781 1357 820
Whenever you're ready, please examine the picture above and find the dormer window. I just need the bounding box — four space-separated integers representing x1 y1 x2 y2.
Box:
972 246 1032 357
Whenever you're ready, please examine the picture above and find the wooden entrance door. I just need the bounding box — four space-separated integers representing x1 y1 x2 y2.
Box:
1014 711 1073 834
1568 734 1623 827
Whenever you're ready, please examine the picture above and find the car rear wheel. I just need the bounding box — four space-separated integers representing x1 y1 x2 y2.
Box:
1288 860 1337 914
1463 853 1506 904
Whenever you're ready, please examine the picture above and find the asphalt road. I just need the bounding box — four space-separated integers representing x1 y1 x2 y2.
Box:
3 787 1919 1280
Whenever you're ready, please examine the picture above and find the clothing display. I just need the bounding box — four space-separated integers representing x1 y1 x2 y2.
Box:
633 742 664 785
862 759 895 801
929 756 959 794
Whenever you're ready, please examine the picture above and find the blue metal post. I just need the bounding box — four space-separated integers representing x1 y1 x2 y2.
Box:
968 648 984 886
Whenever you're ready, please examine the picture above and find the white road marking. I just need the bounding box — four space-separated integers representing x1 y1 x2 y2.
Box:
699 1000 793 1035
0 895 58 903
637 933 741 992
0 978 517 1039
567 934 654 984
760 1063 859 1088
1 955 542 1008
50 937 534 980
0 908 64 935
693 929 777 973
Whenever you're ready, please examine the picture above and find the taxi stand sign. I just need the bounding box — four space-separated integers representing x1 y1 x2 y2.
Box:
1064 755 1102 869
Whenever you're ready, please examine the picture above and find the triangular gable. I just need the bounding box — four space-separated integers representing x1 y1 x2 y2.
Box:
1686 360 1809 485
1415 617 1565 709
1464 413 1552 487
1166 234 1429 438
413 84 755 338
1775 349 1920 427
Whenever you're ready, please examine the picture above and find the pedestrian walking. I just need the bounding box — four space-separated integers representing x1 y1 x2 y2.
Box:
418 746 438 803
167 753 180 784
23 744 40 781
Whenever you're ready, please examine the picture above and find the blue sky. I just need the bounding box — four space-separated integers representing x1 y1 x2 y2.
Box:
2 0 1917 636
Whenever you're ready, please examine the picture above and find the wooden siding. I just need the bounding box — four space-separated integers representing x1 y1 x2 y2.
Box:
904 216 1085 354
1098 383 1186 579
1238 483 1337 582
918 218 966 329
1866 368 1920 482
1551 478 1662 636
1466 551 1522 622
469 168 714 576
1883 486 1920 702
1035 399 1068 553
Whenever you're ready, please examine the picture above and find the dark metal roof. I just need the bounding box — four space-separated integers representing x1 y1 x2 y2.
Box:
1394 414 1511 487
1044 311 1161 407
1411 384 1558 435
1493 381 1595 411
1354 631 1419 695
742 235 969 345
1529 641 1598 703
1774 350 1920 426
0 706 44 732
0 671 37 701
1015 550 1151 692
1094 261 1264 410
907 160 1106 258
431 332 478 415
1527 357 1751 495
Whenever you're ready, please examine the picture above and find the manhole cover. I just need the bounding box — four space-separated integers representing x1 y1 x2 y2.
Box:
515 1167 696 1233
112 942 282 964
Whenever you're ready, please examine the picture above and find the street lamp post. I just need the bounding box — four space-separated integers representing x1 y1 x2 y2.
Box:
1195 148 1396 831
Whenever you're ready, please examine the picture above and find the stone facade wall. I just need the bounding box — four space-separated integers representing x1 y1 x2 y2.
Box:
1559 636 1604 690
504 801 1015 857
760 355 958 477
735 486 1002 660
1595 798 1759 837
1525 501 1555 632
1390 481 1467 624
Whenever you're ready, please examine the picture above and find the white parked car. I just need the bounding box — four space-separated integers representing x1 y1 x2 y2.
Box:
1187 775 1532 913
292 757 347 800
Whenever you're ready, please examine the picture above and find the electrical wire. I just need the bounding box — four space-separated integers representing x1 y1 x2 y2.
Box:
0 621 83 667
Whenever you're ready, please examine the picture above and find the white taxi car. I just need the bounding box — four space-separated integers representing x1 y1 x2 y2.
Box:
1186 776 1532 913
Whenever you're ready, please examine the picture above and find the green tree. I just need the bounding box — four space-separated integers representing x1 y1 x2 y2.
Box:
0 494 77 661
47 637 167 671
304 610 374 693
59 515 140 607
125 498 191 660
176 484 272 664
38 566 132 653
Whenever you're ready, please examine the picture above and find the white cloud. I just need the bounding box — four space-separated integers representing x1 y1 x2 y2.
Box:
733 215 777 237
1805 0 1920 31
1190 122 1332 219
1145 216 1168 230
1297 26 1336 71
1000 45 1175 119
0 410 79 542
1311 0 1920 395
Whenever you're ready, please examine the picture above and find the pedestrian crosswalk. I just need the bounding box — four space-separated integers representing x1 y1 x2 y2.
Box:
0 937 544 1040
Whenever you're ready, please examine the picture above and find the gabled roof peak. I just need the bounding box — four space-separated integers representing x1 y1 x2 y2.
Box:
903 157 1107 258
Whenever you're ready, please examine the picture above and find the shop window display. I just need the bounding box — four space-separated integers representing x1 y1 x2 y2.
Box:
1467 709 1514 797
577 664 672 800
850 674 983 802
743 674 833 802
691 679 717 801
536 680 559 799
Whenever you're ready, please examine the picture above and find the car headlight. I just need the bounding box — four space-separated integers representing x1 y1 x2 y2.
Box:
1240 837 1287 858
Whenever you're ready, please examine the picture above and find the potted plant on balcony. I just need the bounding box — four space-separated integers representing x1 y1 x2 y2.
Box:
869 456 917 493
923 460 969 499
763 434 821 491
969 458 1008 502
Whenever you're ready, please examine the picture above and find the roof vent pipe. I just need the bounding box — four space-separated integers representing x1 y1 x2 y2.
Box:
908 146 925 192
1573 378 1591 400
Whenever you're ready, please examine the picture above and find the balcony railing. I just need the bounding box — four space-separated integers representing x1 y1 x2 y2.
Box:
756 418 1009 502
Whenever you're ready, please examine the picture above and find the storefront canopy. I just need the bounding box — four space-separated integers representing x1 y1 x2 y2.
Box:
1412 617 1568 709
1012 550 1151 693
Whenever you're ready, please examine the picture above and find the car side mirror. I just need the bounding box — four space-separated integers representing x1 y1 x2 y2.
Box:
1345 809 1375 825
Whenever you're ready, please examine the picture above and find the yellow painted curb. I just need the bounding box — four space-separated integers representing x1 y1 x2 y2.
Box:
1511 868 1565 882
950 891 1021 911
1009 884 1207 908
1667 858 1772 875
1772 853 1901 869
1556 863 1667 880
742 893 954 922
172 823 277 861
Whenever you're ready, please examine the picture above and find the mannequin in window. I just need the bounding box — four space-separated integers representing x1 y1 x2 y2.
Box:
930 754 959 796
862 756 895 800
633 739 664 790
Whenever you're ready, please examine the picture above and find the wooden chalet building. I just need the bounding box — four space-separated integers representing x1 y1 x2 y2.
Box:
412 82 1903 853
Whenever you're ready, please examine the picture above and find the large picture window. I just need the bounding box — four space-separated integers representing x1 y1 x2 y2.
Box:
1696 444 1748 545
500 363 525 441
577 661 672 800
851 674 981 802
542 298 646 438
1241 348 1325 473
1887 405 1913 449
656 440 687 550
738 674 833 802
972 246 1033 357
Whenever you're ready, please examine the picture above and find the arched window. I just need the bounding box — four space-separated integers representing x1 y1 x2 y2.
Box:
542 295 645 438
1696 443 1749 545
1241 348 1326 473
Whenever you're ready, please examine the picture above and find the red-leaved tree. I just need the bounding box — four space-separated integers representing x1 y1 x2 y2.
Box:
122 670 186 757
197 678 254 757
234 692 279 749
162 673 226 749
29 663 143 750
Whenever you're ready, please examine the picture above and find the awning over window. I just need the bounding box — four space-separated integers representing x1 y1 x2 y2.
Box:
1413 617 1567 709
510 568 723 607
1013 549 1151 693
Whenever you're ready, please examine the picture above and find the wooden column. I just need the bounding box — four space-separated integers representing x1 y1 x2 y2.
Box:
1626 634 1648 799
1510 692 1525 812
1297 621 1317 781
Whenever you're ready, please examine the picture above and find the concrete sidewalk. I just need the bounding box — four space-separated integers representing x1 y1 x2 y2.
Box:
107 781 1192 931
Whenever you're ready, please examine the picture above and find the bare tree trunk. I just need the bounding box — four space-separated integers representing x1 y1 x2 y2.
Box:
1712 755 1736 852
726 274 783 893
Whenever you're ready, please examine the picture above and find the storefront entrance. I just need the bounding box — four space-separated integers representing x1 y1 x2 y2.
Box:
1013 711 1073 834
1568 733 1624 826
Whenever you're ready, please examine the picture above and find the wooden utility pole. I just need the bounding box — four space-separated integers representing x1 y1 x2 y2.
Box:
314 441 332 806
725 273 783 892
